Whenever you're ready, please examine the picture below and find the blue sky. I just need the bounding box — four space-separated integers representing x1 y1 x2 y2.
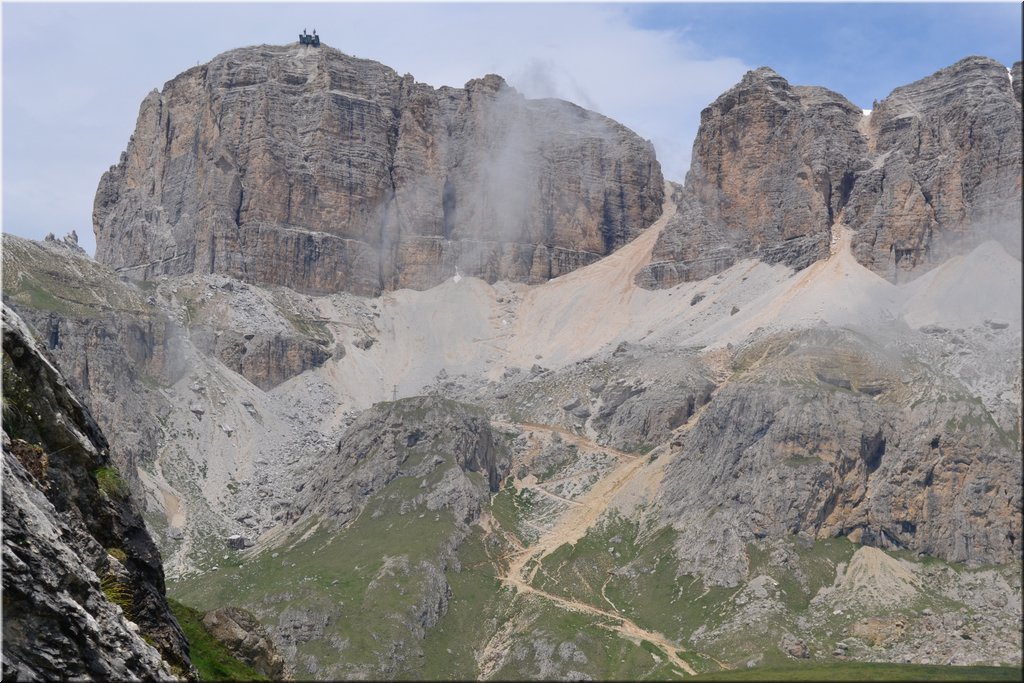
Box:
628 3 1022 107
3 2 1021 255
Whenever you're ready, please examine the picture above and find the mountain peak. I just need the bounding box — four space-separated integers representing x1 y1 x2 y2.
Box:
93 44 663 297
639 55 1021 289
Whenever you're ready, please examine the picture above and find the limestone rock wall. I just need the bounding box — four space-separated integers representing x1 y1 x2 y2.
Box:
846 56 1022 278
1 304 194 679
657 329 1022 586
94 44 663 296
638 68 865 287
292 396 508 528
1012 61 1022 105
639 56 1021 288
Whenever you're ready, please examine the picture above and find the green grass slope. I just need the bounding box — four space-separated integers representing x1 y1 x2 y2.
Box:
168 599 268 681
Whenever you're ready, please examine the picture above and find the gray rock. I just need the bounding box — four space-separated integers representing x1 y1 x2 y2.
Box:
202 606 285 679
2 235 188 510
570 405 592 420
638 68 861 287
780 633 809 659
659 328 1021 585
293 397 507 527
1 304 194 679
94 45 663 296
847 57 1022 279
224 534 250 550
639 57 1021 288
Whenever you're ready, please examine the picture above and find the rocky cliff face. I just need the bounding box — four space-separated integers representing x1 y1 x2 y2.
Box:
94 43 663 296
639 56 1021 288
2 304 194 679
1012 61 1022 105
4 233 334 407
168 272 335 391
657 328 1022 586
638 68 865 287
2 234 186 509
846 57 1022 277
293 395 507 527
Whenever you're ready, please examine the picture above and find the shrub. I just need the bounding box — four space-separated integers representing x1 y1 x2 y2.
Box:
101 573 133 618
94 466 126 498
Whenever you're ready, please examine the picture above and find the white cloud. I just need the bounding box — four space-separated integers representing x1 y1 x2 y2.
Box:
335 4 749 181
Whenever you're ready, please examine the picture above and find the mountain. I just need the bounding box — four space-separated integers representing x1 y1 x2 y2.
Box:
637 56 1022 288
93 44 663 296
3 47 1021 679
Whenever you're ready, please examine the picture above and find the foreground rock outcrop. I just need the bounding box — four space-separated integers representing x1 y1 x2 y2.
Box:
639 56 1021 287
95 43 663 296
1 304 194 679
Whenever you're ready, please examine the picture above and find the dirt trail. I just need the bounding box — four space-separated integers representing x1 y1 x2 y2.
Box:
502 572 696 675
482 419 696 677
507 453 646 583
492 420 639 461
528 486 582 508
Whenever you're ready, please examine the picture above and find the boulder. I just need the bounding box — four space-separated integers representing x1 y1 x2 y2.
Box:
202 607 285 679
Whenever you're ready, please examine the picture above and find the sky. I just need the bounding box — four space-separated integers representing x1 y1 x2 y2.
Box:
2 2 1021 256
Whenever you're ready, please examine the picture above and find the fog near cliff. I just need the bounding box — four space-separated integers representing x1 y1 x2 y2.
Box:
957 214 1022 263
384 80 657 272
4 3 1019 258
917 178 1023 269
468 88 536 247
455 86 640 251
352 3 749 184
1 3 747 256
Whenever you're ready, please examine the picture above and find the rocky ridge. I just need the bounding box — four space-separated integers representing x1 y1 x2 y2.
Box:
292 396 507 528
94 43 663 296
657 327 1021 586
2 234 187 507
173 397 510 679
638 56 1022 287
2 303 194 679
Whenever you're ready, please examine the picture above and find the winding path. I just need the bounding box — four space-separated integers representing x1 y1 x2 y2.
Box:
482 420 696 677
